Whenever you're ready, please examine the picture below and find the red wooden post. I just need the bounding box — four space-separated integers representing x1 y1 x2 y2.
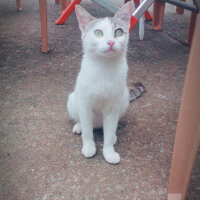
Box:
167 19 200 200
39 0 49 53
55 0 82 25
60 0 67 13
55 0 60 4
16 0 22 11
152 0 165 31
176 0 186 14
186 12 197 44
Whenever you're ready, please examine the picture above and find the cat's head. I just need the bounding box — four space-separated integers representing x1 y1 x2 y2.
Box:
75 2 133 58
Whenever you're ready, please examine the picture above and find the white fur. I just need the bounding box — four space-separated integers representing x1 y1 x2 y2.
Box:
67 3 132 164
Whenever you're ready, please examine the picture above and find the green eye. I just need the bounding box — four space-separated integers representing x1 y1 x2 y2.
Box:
115 28 123 37
94 30 103 37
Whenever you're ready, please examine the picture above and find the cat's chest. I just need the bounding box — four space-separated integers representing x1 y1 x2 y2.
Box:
77 59 127 99
87 71 125 99
93 80 118 95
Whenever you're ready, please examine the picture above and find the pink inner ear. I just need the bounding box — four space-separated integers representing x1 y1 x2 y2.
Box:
114 2 133 24
77 17 88 31
75 5 95 32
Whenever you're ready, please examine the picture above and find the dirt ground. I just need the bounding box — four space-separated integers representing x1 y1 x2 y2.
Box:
0 1 199 200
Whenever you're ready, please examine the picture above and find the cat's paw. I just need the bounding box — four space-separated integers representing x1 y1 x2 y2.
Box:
103 149 120 164
113 135 117 145
73 123 81 134
82 142 96 158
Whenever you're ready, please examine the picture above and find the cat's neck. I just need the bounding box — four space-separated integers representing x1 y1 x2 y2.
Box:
82 53 127 75
83 52 126 65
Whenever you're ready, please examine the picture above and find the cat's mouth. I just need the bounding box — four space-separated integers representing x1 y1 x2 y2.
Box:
106 47 116 53
98 47 121 57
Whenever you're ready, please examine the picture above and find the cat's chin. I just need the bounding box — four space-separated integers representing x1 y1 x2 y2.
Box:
105 50 116 56
97 50 123 58
106 49 116 53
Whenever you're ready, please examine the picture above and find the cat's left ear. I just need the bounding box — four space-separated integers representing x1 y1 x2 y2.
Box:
114 2 133 26
75 5 96 34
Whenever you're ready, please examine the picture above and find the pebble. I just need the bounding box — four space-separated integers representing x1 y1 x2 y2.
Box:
5 85 11 90
160 148 165 153
196 187 200 191
107 187 111 191
127 151 132 156
51 174 55 182
115 184 123 190
77 188 82 194
73 144 79 148
197 149 200 158
135 182 139 189
143 145 148 149
156 94 166 99
95 188 100 193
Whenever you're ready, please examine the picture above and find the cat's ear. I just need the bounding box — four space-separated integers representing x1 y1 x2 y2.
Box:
114 2 133 25
75 5 96 33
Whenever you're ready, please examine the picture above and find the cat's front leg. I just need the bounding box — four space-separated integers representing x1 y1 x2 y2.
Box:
103 110 120 164
79 106 96 158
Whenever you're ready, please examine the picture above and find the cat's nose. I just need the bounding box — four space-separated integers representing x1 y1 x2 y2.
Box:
107 40 115 47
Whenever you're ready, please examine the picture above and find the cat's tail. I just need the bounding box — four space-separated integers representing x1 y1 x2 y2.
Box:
67 92 79 122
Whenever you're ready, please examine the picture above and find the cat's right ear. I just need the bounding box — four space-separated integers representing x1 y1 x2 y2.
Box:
114 2 133 26
75 5 95 34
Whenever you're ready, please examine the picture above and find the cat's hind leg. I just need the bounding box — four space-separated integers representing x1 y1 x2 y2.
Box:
119 87 129 118
67 92 79 121
73 122 81 135
67 92 81 134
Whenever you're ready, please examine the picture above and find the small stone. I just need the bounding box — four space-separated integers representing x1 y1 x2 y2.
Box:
135 182 139 189
107 187 111 191
5 85 11 90
121 195 130 200
160 148 165 153
77 188 82 194
3 66 9 70
51 174 55 182
73 144 79 148
5 101 10 105
196 186 200 191
143 145 148 149
147 155 152 159
157 94 166 99
115 184 123 190
95 188 100 193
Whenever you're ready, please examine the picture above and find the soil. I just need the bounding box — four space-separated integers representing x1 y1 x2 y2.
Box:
0 1 199 200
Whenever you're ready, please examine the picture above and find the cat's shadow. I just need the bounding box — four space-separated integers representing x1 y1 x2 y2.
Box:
93 120 128 143
68 118 128 145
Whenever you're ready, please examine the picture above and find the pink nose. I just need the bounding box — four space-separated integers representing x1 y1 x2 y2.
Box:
107 40 115 47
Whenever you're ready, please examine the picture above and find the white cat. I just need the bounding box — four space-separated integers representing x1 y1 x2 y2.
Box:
67 2 133 164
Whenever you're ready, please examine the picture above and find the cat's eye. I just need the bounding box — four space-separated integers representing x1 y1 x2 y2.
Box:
94 30 103 37
115 28 123 37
